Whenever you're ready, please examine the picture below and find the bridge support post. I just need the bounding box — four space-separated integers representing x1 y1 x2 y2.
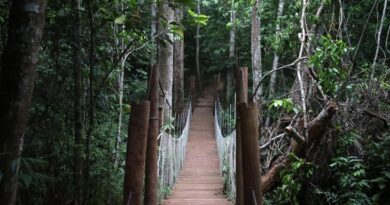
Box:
123 101 150 205
189 75 196 111
235 67 248 205
236 67 262 205
145 65 160 205
238 102 262 205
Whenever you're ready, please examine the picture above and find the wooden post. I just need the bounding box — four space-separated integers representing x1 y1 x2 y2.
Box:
239 101 262 205
123 101 150 205
235 67 248 205
158 105 164 131
189 76 196 111
145 65 160 205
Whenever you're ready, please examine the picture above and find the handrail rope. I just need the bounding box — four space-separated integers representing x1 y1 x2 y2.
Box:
159 80 172 110
157 101 192 201
214 94 237 202
251 189 258 205
126 190 133 205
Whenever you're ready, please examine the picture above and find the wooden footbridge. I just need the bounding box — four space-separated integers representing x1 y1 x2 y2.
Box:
124 67 337 205
124 68 262 205
161 93 231 205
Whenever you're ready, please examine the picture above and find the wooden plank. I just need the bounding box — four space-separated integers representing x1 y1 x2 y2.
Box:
160 93 232 205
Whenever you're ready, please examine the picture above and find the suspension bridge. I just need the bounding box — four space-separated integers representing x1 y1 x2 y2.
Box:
124 68 262 205
160 88 233 205
124 67 337 205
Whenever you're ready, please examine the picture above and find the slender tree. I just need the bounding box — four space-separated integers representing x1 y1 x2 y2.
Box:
251 0 262 101
226 0 236 102
0 0 47 204
265 0 285 127
71 0 83 204
174 8 184 113
370 0 388 83
268 0 285 98
114 1 126 169
84 0 95 203
196 0 201 86
158 0 174 115
145 1 174 204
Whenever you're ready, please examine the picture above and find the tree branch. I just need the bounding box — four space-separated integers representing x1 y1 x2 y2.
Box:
251 57 309 99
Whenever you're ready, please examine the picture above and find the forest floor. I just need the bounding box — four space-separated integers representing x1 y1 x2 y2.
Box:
161 88 232 205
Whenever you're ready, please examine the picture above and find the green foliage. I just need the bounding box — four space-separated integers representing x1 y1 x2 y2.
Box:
187 9 209 26
170 22 185 38
321 156 372 205
265 154 313 205
268 98 299 114
314 132 390 204
19 157 53 189
366 134 390 201
114 15 126 24
158 185 172 200
309 35 350 95
162 115 175 133
335 130 360 155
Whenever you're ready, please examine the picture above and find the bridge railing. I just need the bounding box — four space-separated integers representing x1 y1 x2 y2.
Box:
157 101 192 201
214 95 236 202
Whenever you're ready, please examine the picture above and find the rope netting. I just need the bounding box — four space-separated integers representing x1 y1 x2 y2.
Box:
214 97 236 201
157 102 192 201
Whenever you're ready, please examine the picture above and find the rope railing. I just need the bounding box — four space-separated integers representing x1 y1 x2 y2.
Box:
157 101 192 201
214 96 236 202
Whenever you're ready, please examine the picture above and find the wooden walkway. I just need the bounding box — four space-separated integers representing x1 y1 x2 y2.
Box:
161 93 232 205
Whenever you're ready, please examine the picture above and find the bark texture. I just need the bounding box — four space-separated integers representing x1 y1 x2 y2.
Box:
226 0 236 103
173 8 184 113
196 0 201 85
158 0 174 115
268 0 285 98
235 68 248 205
72 0 83 204
0 1 47 204
239 102 263 205
144 66 160 205
123 101 150 205
251 0 262 101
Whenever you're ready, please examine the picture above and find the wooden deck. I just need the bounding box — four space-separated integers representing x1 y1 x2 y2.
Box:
160 94 232 205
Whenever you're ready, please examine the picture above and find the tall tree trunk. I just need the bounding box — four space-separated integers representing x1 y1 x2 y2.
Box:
123 101 150 205
268 0 285 97
72 0 83 204
151 0 157 65
144 66 160 205
174 8 184 113
0 1 47 204
226 0 236 103
265 0 285 128
296 0 309 141
196 0 201 86
84 0 95 203
252 0 262 101
114 1 126 169
114 58 125 168
158 0 174 118
370 0 388 82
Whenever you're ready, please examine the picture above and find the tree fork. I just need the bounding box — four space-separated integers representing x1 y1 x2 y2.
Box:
144 65 160 205
123 101 150 205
